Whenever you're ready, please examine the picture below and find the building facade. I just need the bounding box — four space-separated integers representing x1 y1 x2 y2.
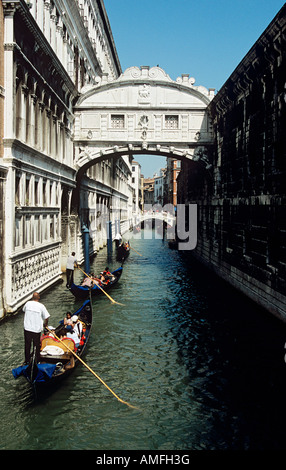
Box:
165 158 180 207
131 160 143 215
0 0 131 316
153 168 166 206
143 177 155 206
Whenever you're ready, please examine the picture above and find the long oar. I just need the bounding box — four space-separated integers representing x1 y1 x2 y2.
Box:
129 246 142 256
46 327 138 410
78 266 124 306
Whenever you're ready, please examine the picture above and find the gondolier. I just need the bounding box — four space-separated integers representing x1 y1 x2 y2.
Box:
23 292 50 364
69 266 123 300
66 252 78 288
13 297 93 388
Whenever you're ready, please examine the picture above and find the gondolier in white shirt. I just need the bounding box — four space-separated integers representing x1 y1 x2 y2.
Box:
23 292 50 364
66 251 78 288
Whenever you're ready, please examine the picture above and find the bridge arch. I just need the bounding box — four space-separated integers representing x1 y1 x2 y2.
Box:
75 144 213 184
73 66 215 182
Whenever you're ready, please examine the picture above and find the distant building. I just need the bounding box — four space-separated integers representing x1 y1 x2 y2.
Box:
166 159 181 206
131 161 143 214
143 177 155 206
154 169 166 206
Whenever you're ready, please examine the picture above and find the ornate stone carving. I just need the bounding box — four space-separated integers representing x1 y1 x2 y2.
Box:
138 114 149 140
193 146 212 169
138 84 151 103
11 246 60 303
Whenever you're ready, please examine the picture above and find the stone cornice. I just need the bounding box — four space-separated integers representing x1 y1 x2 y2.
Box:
96 0 122 76
59 0 103 78
75 66 214 108
7 0 78 99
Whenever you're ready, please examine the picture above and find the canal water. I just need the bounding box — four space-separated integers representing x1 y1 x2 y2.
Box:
0 229 285 451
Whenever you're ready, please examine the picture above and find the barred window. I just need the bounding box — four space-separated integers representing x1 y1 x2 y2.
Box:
165 115 179 129
111 114 125 129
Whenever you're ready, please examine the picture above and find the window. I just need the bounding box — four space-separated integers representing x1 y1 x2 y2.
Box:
15 175 21 206
25 176 30 205
35 180 39 206
50 217 54 240
111 114 125 129
35 215 40 242
165 115 179 129
15 216 21 247
24 216 31 245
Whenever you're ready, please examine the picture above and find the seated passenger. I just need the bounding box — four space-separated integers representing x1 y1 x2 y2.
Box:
99 272 108 285
81 277 93 287
93 277 102 286
71 315 83 338
103 267 113 284
66 327 80 349
58 327 68 340
103 267 112 277
64 312 73 327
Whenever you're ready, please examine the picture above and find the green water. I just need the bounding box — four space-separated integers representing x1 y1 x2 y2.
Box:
1 230 285 450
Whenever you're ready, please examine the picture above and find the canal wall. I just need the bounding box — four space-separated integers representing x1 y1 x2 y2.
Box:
178 5 286 322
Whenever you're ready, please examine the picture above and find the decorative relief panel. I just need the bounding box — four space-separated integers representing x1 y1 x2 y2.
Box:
138 84 151 105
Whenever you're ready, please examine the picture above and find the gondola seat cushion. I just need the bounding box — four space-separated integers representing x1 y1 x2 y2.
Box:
40 335 76 353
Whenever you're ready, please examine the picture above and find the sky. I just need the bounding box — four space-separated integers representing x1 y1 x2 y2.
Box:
104 0 284 178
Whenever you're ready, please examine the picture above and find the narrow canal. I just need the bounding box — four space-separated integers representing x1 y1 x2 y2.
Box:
1 229 285 450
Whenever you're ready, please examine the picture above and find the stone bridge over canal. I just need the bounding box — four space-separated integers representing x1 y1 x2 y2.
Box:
73 65 215 180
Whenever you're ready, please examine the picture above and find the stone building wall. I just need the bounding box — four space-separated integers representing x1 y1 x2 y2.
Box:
178 5 286 321
1 0 125 316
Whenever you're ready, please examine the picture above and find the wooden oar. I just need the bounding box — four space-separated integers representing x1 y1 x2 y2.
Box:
46 327 138 410
129 246 142 256
78 266 124 306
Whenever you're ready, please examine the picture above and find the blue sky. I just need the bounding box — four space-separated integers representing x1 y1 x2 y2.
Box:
104 0 284 177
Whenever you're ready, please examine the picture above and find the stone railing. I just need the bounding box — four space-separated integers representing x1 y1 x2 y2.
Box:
8 243 61 311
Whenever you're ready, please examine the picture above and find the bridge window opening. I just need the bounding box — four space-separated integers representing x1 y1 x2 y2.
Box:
165 115 179 129
111 114 125 129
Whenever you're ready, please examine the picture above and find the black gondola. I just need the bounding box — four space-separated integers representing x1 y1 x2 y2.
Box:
69 266 123 300
116 242 130 261
12 297 92 387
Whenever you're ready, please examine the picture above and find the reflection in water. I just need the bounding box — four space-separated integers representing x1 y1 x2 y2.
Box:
1 230 285 450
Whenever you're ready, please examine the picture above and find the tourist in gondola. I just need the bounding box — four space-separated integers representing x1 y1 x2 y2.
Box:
71 315 83 338
64 311 73 328
102 267 113 282
66 324 81 349
23 292 50 364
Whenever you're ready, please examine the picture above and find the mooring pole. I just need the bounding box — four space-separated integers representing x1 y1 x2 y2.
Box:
107 220 113 257
82 224 90 274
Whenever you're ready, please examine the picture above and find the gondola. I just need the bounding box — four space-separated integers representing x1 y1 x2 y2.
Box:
12 296 92 387
168 239 178 249
116 242 130 261
69 266 123 300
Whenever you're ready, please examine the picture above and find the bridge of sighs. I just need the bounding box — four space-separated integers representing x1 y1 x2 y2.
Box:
73 66 215 179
